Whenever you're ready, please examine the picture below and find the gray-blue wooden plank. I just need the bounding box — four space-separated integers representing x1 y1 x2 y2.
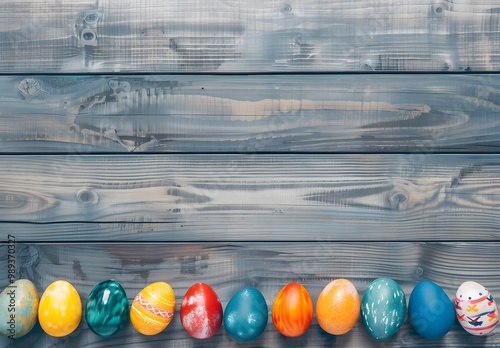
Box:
0 154 499 241
1 0 500 72
1 74 500 153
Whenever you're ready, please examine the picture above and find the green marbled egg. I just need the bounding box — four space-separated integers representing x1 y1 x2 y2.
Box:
85 280 129 337
0 279 39 339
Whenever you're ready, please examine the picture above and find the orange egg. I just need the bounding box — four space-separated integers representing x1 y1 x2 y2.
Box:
38 280 82 337
272 282 313 337
316 279 360 335
130 282 175 335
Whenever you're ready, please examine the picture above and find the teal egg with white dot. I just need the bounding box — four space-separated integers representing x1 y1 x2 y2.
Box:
361 278 406 340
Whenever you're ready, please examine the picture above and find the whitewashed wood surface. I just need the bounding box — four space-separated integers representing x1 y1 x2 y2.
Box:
2 0 500 347
0 154 499 237
1 74 500 153
1 0 500 72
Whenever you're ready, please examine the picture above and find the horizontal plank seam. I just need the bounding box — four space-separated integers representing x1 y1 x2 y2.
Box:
3 71 500 77
0 240 498 244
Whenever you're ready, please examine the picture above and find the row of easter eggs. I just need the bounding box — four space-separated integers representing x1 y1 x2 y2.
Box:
0 278 498 341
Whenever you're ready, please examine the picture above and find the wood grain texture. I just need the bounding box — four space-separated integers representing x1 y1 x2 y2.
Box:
2 2 500 347
2 74 500 153
1 241 499 347
1 154 500 241
1 0 500 72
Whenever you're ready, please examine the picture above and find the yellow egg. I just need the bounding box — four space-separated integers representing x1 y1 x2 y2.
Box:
38 280 82 337
130 282 175 335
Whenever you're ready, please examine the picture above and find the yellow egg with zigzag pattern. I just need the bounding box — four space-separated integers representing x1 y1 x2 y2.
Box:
130 282 175 335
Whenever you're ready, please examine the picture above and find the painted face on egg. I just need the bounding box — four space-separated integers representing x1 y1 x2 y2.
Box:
455 281 498 336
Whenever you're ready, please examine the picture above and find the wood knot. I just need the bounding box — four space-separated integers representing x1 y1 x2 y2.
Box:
388 190 408 210
282 4 292 14
76 188 98 205
17 78 42 98
80 28 97 46
433 4 444 16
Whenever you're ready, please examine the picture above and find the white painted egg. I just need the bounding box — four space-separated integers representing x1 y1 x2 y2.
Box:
455 281 498 336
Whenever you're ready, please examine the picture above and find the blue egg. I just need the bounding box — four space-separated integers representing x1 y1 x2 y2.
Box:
224 287 268 341
409 280 455 338
361 278 406 340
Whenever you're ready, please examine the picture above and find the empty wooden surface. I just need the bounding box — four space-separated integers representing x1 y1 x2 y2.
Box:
1 0 500 72
2 74 500 153
0 154 500 242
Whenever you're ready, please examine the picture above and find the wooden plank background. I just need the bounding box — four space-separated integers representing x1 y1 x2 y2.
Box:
0 0 500 72
2 0 500 347
1 154 500 242
2 74 500 153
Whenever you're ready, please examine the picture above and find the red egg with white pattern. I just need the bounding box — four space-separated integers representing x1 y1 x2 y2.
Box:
180 283 223 339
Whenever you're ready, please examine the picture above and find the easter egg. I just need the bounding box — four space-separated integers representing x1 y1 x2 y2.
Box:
455 281 498 336
38 280 82 337
130 282 175 335
0 279 39 339
85 280 129 338
316 279 359 335
361 278 406 340
409 280 455 338
272 282 313 337
180 283 222 339
224 287 268 341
